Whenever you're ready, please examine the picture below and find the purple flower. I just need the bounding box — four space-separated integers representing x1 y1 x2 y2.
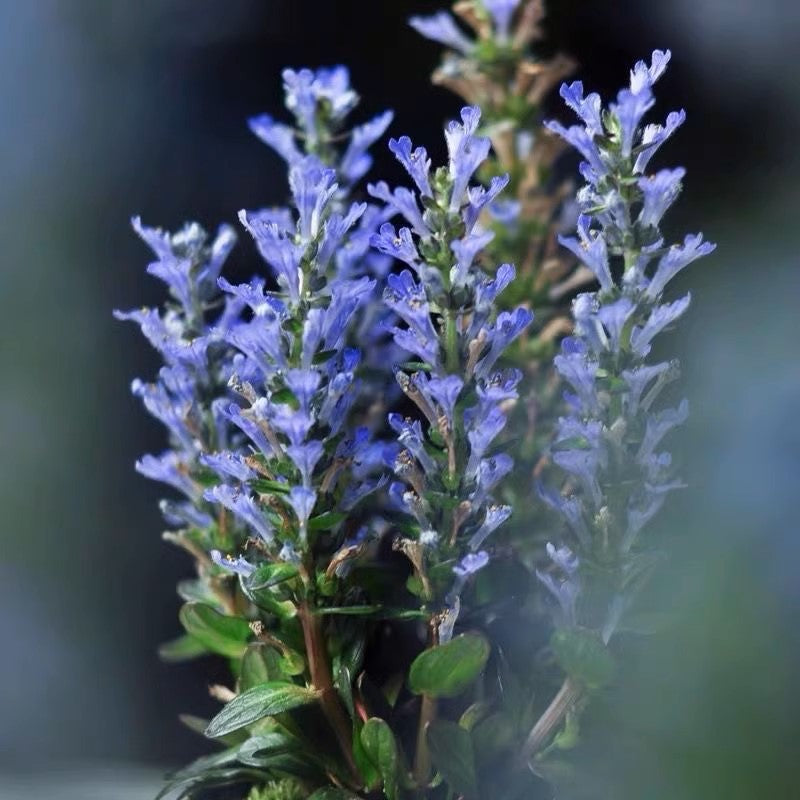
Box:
554 337 599 413
471 454 514 506
474 307 534 378
468 504 513 550
560 81 603 137
289 156 338 241
286 440 325 487
225 316 288 378
637 399 689 462
210 550 256 578
621 361 673 415
474 263 516 311
451 230 495 287
629 50 672 94
536 482 590 549
285 368 322 412
205 485 273 543
131 378 195 453
160 500 213 530
646 234 716 299
408 11 474 55
484 0 520 39
340 110 394 184
476 368 522 410
388 414 436 475
453 551 490 578
383 271 438 341
466 404 508 477
634 110 687 173
238 210 304 304
426 375 464 426
611 86 655 157
545 121 607 177
388 136 432 198
136 451 197 500
638 168 686 229
597 297 635 352
200 452 257 483
536 543 580 627
282 66 358 139
370 222 420 269
248 113 302 165
465 175 510 231
445 106 492 211
288 486 317 535
317 203 367 271
367 181 428 236
629 294 692 357
558 216 613 292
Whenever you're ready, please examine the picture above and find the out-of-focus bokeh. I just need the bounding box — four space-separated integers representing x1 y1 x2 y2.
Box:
0 1 797 797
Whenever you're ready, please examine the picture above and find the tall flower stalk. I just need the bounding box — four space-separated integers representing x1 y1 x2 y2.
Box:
410 0 586 322
521 49 715 763
120 68 394 796
371 104 533 783
410 0 601 554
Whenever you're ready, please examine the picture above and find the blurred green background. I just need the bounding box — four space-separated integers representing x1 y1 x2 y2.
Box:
0 1 797 797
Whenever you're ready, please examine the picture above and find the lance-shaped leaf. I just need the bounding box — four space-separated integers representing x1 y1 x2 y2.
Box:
158 633 209 663
409 634 490 698
205 682 320 738
178 602 251 659
427 720 478 799
360 717 401 800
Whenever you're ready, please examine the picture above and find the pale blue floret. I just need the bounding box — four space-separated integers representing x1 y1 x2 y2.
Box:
408 11 474 55
204 485 274 544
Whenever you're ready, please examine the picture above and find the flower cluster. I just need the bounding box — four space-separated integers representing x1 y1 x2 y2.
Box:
115 218 252 610
410 1 580 300
205 153 384 572
118 17 715 800
371 106 533 638
540 51 715 639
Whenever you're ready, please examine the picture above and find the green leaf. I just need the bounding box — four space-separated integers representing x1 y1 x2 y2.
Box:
178 603 251 659
551 627 615 689
237 733 321 779
240 644 272 691
248 562 300 590
352 719 380 790
308 511 347 531
409 634 490 698
360 718 400 800
312 348 338 365
270 387 298 406
427 720 478 799
336 665 354 719
171 747 240 780
251 478 291 495
155 768 266 800
158 633 209 663
205 682 319 738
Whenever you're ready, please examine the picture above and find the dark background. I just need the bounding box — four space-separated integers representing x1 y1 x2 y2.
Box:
1 1 798 797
